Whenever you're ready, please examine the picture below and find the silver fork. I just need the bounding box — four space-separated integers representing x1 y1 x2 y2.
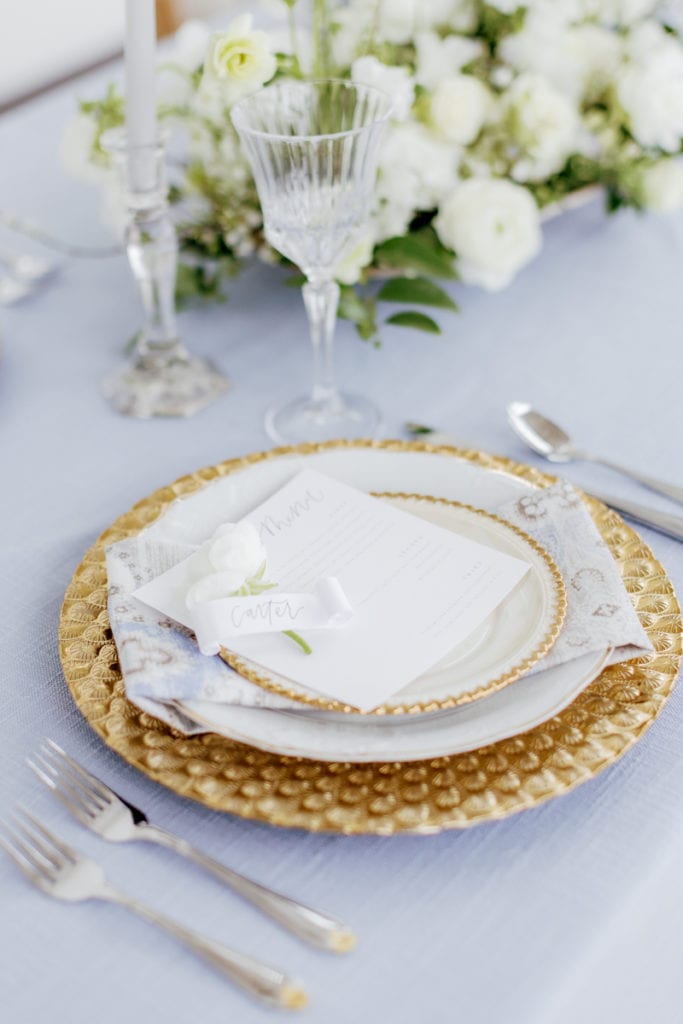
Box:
29 739 355 953
0 808 306 1010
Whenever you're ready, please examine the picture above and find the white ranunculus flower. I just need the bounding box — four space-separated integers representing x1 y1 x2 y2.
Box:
208 522 266 578
566 25 621 102
335 230 376 284
506 73 582 181
616 61 683 153
60 114 108 185
434 179 542 291
376 0 418 44
351 56 415 121
202 14 276 102
414 31 484 90
156 21 213 107
581 0 657 23
377 122 458 213
640 159 683 211
430 74 490 145
499 9 584 99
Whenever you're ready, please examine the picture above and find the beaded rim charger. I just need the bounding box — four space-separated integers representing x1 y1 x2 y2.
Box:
58 440 682 835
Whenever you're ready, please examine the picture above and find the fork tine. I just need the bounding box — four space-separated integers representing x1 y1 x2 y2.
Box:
43 739 113 804
11 814 64 870
4 819 58 877
29 755 99 820
0 828 42 884
15 807 78 865
37 746 106 811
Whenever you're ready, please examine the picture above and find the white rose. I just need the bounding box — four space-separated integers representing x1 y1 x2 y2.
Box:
414 31 484 91
434 178 542 291
335 230 376 284
430 75 490 145
640 158 683 211
506 73 581 181
351 56 415 121
616 62 683 152
202 14 276 102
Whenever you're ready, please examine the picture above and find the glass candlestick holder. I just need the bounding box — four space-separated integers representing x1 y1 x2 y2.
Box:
101 129 229 418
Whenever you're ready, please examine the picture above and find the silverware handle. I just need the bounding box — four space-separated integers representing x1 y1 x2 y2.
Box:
590 456 683 505
588 490 683 542
102 886 306 1009
143 824 354 953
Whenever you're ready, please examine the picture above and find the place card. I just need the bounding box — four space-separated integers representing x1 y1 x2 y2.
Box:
134 470 530 711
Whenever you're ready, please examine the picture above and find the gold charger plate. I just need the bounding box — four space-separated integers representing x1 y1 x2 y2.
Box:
59 440 682 835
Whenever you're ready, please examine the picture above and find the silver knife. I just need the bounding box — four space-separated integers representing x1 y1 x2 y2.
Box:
405 424 683 543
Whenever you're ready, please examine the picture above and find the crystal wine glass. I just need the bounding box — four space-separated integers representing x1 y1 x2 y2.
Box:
231 80 392 444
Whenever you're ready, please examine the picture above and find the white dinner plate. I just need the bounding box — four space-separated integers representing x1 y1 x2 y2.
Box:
160 444 609 760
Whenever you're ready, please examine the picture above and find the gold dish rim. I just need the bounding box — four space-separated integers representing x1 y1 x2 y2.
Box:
220 491 567 714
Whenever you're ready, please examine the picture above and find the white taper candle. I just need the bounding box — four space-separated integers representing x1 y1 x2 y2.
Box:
124 0 158 190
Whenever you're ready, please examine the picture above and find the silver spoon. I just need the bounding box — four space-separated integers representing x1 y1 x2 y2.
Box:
507 401 683 505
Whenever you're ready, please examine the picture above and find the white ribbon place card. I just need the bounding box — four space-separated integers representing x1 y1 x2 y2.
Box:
133 470 531 711
188 578 354 656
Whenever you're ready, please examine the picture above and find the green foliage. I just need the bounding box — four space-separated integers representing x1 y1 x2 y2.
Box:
377 276 458 311
375 226 458 279
175 262 228 309
478 4 528 53
338 285 379 343
78 84 124 164
385 311 441 334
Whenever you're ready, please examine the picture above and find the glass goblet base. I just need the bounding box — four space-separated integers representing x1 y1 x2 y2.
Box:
265 391 382 445
102 350 230 419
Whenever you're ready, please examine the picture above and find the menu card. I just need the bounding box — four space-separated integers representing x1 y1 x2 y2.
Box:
134 470 530 711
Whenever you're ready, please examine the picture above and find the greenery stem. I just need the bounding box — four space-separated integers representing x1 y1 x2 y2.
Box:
284 629 312 655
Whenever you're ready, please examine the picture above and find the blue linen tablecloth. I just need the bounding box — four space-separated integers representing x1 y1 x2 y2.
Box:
1 62 683 1024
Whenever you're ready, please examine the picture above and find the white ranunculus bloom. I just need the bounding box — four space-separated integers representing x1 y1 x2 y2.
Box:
375 0 417 44
351 56 415 121
335 231 376 284
640 159 683 211
377 122 458 212
208 522 266 579
202 14 276 102
506 73 582 181
414 31 484 90
566 25 621 102
616 61 683 153
581 0 657 23
430 75 491 145
434 178 542 291
60 114 108 184
499 9 583 99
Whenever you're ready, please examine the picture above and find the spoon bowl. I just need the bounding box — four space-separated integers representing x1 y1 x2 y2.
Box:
506 400 683 505
506 402 578 462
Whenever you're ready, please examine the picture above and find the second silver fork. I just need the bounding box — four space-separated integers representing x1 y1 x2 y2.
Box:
30 739 355 953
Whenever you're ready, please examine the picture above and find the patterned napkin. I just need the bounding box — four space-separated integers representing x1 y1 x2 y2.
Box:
105 479 653 733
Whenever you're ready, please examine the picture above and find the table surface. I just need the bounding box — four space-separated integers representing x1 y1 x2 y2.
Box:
2 59 683 1024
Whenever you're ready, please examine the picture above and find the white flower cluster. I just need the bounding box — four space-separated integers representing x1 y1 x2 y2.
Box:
64 1 683 296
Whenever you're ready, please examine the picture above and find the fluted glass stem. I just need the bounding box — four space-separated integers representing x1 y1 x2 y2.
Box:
126 204 183 363
303 279 340 406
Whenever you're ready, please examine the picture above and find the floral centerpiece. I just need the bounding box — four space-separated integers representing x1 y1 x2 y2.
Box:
63 0 683 341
